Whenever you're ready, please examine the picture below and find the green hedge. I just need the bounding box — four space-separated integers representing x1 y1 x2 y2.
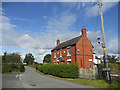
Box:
98 64 106 79
2 63 25 73
36 63 79 78
98 63 119 79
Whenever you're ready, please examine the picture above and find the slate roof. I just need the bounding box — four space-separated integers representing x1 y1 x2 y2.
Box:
51 35 82 51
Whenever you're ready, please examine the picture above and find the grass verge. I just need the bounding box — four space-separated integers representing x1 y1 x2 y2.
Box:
27 64 36 69
2 71 24 75
67 78 109 88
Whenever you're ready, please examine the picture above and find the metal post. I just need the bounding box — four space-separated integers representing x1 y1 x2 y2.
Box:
98 0 111 83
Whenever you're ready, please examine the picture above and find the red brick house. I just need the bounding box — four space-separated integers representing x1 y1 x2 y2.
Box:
51 27 94 69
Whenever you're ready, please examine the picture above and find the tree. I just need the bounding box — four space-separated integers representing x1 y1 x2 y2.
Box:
23 53 35 65
43 54 51 63
106 55 116 63
2 51 22 63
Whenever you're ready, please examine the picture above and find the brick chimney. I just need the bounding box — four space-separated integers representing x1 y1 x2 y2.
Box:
57 39 60 45
81 27 87 37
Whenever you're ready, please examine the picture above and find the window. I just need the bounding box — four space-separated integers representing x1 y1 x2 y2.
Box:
67 46 71 56
54 50 56 58
57 60 59 64
89 59 92 69
89 61 92 69
60 49 62 57
67 59 71 64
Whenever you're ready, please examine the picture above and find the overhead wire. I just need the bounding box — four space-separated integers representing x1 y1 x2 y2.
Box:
94 4 100 33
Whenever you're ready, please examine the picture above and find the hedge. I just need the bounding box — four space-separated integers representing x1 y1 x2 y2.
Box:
2 63 25 73
36 63 79 78
98 63 119 79
98 64 106 79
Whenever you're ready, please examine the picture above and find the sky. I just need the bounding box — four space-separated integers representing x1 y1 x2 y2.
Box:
1 0 119 63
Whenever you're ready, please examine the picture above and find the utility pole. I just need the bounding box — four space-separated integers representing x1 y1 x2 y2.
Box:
98 0 111 83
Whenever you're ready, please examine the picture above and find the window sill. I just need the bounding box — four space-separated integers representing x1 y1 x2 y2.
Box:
67 54 71 56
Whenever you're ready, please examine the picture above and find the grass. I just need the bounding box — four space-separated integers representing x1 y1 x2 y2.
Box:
27 64 36 69
67 78 109 88
2 71 24 75
36 70 110 88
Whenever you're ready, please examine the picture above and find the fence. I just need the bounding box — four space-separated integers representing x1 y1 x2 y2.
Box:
79 65 99 79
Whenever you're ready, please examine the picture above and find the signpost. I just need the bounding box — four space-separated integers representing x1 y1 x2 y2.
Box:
105 60 109 62
102 67 111 72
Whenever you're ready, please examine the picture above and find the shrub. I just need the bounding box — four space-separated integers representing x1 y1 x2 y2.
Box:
37 63 79 78
19 63 25 72
98 64 106 79
2 63 25 73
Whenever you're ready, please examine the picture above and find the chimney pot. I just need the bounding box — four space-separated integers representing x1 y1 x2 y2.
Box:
81 27 87 37
57 39 60 45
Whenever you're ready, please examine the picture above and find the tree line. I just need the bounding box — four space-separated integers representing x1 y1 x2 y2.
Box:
95 55 119 64
1 51 52 64
1 51 35 65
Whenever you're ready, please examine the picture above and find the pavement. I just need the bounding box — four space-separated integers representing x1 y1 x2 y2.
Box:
2 66 96 88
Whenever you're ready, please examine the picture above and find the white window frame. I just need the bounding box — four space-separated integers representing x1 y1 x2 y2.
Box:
89 59 92 69
54 50 56 58
60 49 62 57
57 60 59 64
67 46 71 56
67 59 71 64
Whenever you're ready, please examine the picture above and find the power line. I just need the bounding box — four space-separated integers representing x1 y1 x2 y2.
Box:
94 4 100 32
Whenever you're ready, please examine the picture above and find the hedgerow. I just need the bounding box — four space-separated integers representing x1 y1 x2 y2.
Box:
36 63 79 78
2 63 25 73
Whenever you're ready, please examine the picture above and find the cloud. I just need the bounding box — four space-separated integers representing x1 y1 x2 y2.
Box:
107 37 118 54
12 17 33 23
87 30 118 55
1 4 118 62
85 2 118 17
43 16 47 19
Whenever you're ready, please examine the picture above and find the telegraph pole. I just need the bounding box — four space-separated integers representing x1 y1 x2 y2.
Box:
98 0 111 83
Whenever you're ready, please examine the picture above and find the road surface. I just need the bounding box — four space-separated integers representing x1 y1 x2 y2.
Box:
2 66 96 88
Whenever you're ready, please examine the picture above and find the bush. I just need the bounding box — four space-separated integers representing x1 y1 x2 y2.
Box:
19 63 25 72
36 63 79 78
2 63 25 73
98 64 106 79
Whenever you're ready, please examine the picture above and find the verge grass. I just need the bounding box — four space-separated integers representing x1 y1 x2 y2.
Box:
2 71 24 75
27 64 36 69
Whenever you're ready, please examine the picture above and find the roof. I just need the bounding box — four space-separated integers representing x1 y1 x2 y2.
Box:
51 35 82 51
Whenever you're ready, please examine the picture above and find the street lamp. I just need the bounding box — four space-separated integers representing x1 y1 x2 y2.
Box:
97 37 101 44
97 37 106 65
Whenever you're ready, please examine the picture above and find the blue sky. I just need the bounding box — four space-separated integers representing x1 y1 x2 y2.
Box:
1 1 118 63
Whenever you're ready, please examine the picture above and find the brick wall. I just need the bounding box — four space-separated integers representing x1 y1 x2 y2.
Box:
76 36 93 69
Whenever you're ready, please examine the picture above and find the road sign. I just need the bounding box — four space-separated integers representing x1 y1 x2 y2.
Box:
110 74 120 77
105 60 109 62
102 67 111 72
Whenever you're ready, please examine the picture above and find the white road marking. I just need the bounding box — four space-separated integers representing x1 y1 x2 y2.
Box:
16 74 19 78
19 74 22 80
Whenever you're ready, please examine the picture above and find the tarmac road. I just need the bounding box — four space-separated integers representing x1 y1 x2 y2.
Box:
2 66 96 88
